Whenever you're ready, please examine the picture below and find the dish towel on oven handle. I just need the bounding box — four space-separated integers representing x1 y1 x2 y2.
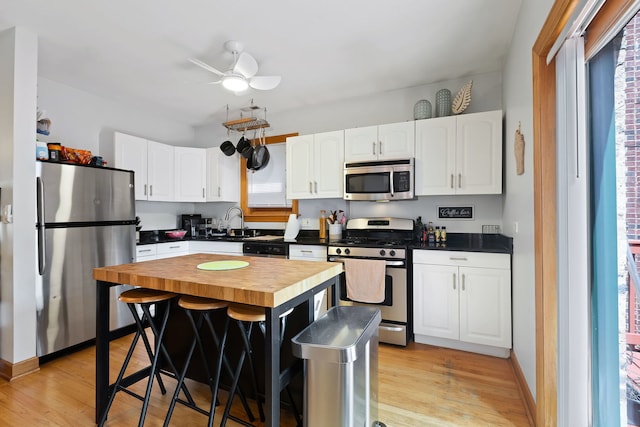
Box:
344 258 386 304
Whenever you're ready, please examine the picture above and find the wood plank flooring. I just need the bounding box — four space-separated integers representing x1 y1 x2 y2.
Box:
0 336 532 426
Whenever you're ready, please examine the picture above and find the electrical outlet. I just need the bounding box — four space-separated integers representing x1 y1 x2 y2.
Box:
513 221 519 234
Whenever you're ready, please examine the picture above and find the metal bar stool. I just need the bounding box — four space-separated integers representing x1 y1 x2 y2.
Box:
163 295 255 427
98 288 194 427
220 304 302 427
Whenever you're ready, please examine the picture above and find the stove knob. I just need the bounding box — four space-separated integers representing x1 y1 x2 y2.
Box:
335 248 342 255
390 250 396 257
344 248 351 255
379 249 386 256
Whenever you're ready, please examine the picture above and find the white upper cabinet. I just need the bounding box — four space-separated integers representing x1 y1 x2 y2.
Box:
206 148 240 202
114 132 148 200
344 121 414 162
174 147 206 202
114 132 174 201
415 110 502 195
286 130 344 199
146 141 175 201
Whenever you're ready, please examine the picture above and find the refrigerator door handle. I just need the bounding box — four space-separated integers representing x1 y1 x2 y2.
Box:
36 177 46 275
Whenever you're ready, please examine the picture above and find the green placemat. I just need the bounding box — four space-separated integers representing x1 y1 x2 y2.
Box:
197 260 250 271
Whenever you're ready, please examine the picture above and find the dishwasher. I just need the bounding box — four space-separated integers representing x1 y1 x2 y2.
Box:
242 241 288 258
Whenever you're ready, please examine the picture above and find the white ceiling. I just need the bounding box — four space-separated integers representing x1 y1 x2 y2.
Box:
0 0 522 127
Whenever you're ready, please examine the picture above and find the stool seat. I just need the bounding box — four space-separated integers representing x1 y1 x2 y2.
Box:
178 295 228 311
227 304 294 322
119 288 176 304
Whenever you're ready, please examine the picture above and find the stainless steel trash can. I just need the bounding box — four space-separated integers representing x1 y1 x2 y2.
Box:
291 306 383 427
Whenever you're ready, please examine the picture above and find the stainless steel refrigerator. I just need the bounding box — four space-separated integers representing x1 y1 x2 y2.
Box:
36 161 136 357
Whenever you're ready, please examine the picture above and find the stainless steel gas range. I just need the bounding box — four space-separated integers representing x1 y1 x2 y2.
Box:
327 217 414 346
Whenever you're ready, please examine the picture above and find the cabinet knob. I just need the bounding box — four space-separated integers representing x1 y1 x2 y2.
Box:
150 185 153 196
450 174 454 189
379 141 382 155
372 142 376 155
462 274 466 291
453 273 456 290
144 184 148 196
458 173 462 188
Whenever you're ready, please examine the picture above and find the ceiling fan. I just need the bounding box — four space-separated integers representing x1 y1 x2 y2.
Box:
189 41 281 94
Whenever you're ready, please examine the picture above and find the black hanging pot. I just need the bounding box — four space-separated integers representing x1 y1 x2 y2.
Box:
220 140 235 156
237 136 252 158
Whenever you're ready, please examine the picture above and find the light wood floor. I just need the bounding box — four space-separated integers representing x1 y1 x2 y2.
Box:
0 336 532 426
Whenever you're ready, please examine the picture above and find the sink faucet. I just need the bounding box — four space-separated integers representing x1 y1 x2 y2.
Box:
224 206 244 233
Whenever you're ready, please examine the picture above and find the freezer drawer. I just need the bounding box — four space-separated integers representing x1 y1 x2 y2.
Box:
36 224 135 356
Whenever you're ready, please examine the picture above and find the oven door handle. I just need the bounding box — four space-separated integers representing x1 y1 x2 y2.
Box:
328 257 405 267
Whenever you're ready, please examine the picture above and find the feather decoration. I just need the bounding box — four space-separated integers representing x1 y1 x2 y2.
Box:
451 80 473 114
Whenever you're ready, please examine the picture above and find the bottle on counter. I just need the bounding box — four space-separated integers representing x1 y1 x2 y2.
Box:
415 216 424 242
441 226 447 242
319 210 327 239
435 226 441 243
427 222 435 244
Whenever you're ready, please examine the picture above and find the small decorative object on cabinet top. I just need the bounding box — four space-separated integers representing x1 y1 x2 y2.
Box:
435 89 452 117
514 121 525 175
452 80 473 115
413 99 432 120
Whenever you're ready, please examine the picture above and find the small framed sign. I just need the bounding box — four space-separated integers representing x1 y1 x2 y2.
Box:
437 205 474 220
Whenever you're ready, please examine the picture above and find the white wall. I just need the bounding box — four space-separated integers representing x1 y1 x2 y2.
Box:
194 71 505 232
35 77 199 230
0 27 39 364
501 0 555 400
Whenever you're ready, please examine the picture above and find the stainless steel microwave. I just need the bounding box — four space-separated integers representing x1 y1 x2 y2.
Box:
344 158 415 201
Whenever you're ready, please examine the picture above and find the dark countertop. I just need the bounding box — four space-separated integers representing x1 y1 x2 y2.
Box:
411 233 513 254
137 230 512 254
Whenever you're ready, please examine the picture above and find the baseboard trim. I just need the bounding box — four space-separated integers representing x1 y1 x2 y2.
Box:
510 350 536 426
0 357 39 381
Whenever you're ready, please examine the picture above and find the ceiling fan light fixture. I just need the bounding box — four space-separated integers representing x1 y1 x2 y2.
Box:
222 74 249 92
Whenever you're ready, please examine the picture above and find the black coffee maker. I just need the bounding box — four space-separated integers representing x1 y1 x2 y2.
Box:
180 214 202 238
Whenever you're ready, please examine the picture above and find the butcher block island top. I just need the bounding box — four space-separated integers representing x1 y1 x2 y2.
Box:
93 253 343 307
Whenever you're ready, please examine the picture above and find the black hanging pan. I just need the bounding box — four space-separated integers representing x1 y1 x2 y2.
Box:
250 129 270 171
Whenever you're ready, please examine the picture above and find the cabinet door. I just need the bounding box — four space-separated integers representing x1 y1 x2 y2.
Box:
377 121 415 160
413 263 459 340
344 125 378 162
415 117 456 195
286 134 314 199
206 148 240 202
458 266 511 348
313 131 344 198
174 147 206 202
147 141 175 201
456 110 502 194
114 132 148 200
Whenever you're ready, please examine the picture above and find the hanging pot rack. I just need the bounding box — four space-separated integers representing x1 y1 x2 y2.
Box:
222 101 270 132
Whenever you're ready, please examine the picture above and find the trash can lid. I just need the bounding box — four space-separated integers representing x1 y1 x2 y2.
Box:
291 306 381 363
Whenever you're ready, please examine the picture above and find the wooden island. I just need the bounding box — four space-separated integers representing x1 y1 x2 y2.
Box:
93 253 343 427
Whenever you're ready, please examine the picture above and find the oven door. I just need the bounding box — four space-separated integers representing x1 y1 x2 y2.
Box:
328 257 408 346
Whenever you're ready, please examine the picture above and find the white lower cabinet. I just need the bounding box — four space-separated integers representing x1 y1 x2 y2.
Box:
189 241 243 256
156 242 189 259
135 245 157 262
289 245 328 319
413 250 511 358
136 242 190 261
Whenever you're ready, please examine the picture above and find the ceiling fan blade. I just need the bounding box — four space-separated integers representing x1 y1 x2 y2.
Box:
249 75 281 91
233 52 258 78
188 58 225 76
